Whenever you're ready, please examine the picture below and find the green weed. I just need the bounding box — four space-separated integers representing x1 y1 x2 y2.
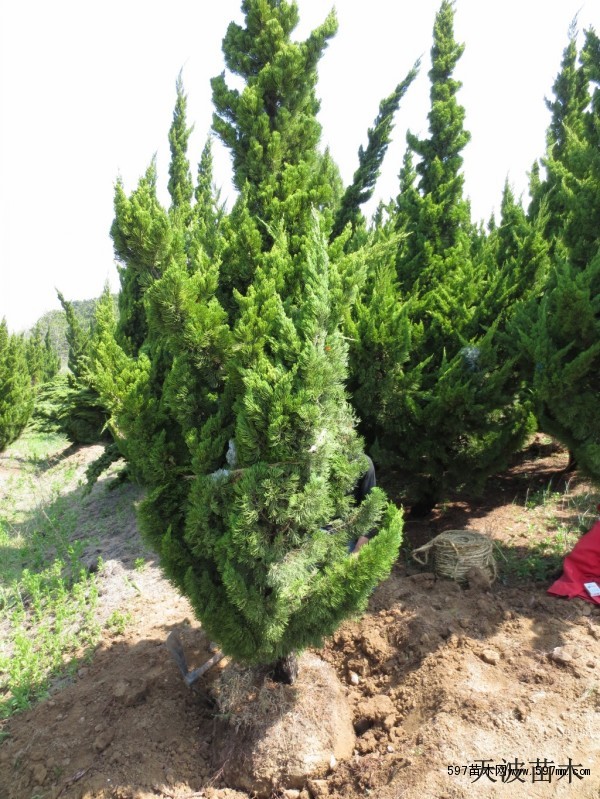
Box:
105 609 132 636
524 479 562 510
564 483 600 532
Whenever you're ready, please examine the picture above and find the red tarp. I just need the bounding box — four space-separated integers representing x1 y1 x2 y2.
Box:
548 518 600 605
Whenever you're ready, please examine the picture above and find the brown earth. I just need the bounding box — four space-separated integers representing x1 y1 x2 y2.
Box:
1 435 600 799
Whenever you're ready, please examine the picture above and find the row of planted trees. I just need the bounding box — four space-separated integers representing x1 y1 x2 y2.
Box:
0 321 59 451
36 0 600 676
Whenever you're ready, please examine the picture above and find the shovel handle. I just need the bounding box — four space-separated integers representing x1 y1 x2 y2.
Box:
166 631 224 688
185 651 225 686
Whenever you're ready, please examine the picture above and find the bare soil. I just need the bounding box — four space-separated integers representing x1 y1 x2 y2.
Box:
1 435 600 799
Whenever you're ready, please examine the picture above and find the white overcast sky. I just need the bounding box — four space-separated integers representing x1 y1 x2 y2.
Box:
1 0 598 332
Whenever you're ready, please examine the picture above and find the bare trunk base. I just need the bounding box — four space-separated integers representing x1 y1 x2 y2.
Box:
270 652 299 685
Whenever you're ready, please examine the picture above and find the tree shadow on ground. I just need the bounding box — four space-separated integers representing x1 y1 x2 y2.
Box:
0 630 222 799
377 434 576 543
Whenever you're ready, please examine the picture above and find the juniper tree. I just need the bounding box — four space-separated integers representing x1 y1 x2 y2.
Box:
529 21 590 247
43 329 61 381
57 291 89 375
352 1 534 512
0 321 34 452
478 182 550 332
517 27 600 479
562 29 600 269
50 292 111 444
91 0 403 678
25 327 45 387
25 325 60 386
170 219 401 666
345 235 412 449
112 78 226 356
106 76 228 493
192 139 226 266
395 0 472 293
111 161 181 356
93 200 403 676
168 73 194 225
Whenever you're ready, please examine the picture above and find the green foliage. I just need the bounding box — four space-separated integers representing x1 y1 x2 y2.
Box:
28 373 109 445
91 0 404 669
331 63 419 243
192 138 226 266
112 160 184 355
399 0 471 285
25 325 60 387
54 292 110 445
168 72 195 222
211 0 340 281
149 218 402 664
0 436 101 717
350 1 535 510
529 23 590 248
104 609 132 636
56 291 89 376
518 250 600 478
478 182 551 334
518 25 600 480
0 320 34 452
30 296 117 369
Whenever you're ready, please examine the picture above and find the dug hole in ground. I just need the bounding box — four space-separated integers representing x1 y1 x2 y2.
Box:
0 433 599 799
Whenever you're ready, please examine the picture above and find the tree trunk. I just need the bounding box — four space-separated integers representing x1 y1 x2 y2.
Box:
271 652 299 685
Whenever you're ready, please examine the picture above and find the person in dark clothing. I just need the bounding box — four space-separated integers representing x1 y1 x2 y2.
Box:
321 455 377 553
350 455 377 555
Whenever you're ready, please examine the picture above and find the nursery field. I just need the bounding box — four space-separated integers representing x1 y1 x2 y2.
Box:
0 432 599 799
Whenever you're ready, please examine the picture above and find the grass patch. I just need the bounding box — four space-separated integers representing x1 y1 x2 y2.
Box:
496 528 579 583
498 483 598 583
0 434 102 719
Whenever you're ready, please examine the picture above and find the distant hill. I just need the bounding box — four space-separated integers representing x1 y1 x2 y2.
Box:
31 296 119 367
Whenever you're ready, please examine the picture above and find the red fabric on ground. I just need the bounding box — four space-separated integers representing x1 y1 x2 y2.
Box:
548 519 600 605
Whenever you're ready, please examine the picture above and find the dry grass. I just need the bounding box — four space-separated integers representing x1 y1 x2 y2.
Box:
211 662 299 732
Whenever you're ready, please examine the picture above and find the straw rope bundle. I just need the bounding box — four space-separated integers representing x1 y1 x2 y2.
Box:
412 529 497 584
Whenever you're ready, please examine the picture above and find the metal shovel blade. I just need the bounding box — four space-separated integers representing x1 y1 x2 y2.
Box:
166 631 225 688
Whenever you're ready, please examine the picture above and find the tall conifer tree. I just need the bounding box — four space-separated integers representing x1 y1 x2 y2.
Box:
529 23 590 249
479 182 550 332
91 0 403 677
0 321 34 451
518 27 600 479
352 1 534 512
25 325 59 386
112 161 182 355
192 139 226 266
53 292 110 445
168 73 195 224
211 0 339 308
